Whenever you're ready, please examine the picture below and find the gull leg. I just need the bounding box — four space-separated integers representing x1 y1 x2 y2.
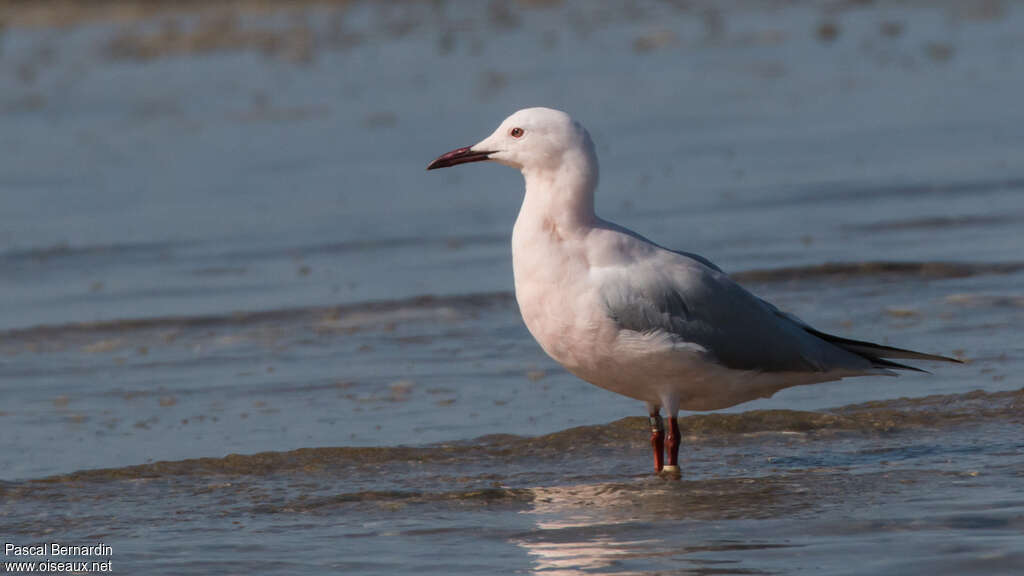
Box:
664 413 681 473
648 409 665 473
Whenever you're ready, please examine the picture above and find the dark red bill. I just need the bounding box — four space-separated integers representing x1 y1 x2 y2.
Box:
426 146 493 170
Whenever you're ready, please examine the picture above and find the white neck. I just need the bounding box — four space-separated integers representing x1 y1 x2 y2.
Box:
517 147 599 233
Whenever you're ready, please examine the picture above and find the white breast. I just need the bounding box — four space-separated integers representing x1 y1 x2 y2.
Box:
512 217 738 407
511 215 603 371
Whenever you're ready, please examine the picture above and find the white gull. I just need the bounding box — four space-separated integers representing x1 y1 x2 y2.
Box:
427 107 960 473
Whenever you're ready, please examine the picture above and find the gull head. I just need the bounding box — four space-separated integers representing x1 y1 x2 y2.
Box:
427 107 595 174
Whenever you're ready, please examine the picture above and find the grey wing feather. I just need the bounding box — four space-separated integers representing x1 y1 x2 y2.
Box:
666 249 724 273
601 257 870 373
603 221 725 273
601 241 959 373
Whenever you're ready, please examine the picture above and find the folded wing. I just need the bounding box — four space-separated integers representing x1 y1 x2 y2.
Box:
599 250 957 374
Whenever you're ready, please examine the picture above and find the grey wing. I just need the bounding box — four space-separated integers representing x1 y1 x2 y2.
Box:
603 220 726 273
666 248 724 273
599 255 875 374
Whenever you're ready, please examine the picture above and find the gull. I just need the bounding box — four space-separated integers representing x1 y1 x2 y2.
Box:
427 107 961 474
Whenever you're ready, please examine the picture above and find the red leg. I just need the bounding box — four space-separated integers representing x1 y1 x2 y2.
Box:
665 416 681 472
649 413 664 473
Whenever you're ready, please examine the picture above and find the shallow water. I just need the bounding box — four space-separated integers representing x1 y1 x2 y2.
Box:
4 389 1024 574
1 1 1023 574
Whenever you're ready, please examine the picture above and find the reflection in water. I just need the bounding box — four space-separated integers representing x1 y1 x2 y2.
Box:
515 483 660 575
516 535 660 575
514 480 794 575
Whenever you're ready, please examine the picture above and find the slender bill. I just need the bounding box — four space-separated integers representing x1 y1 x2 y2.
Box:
426 146 492 170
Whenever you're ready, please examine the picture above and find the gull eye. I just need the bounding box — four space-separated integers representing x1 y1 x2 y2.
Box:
510 127 524 138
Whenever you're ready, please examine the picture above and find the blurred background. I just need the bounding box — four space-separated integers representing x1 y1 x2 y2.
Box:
1 1 1022 574
2 0 1021 330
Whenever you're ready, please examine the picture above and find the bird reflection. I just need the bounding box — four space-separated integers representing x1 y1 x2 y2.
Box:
511 478 796 575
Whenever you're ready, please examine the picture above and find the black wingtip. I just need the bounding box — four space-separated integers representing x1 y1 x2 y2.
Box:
871 356 931 373
803 327 965 369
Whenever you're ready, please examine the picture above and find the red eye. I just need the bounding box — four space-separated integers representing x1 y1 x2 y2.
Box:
510 127 524 138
